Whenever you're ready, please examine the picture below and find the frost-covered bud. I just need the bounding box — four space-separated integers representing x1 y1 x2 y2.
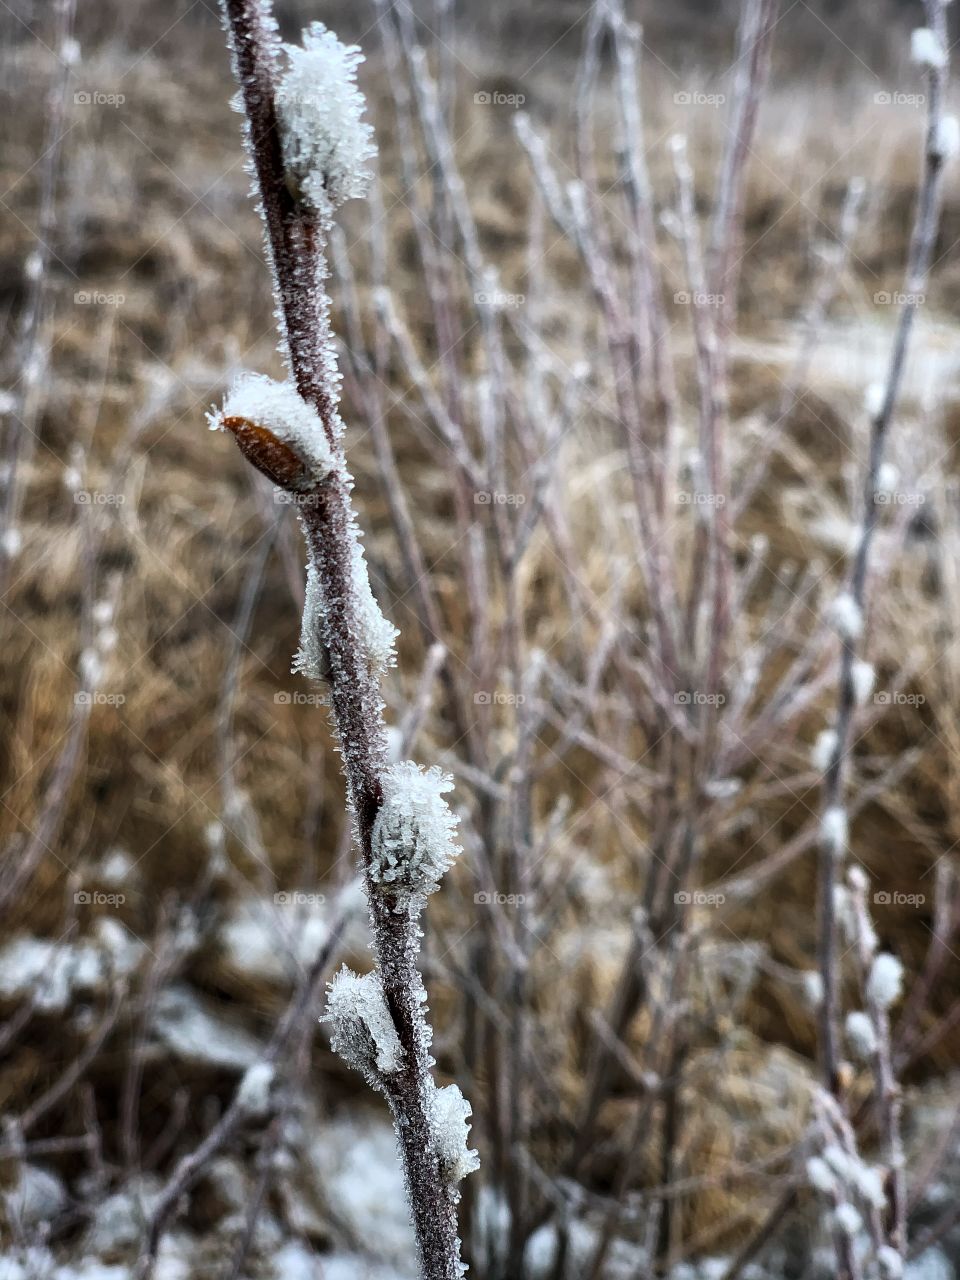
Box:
855 1163 886 1210
831 1203 863 1237
236 1061 275 1117
934 115 960 162
807 1155 837 1194
812 728 838 772
820 806 849 859
370 762 461 909
877 1245 904 1279
209 373 336 491
876 460 898 493
865 384 887 420
828 592 863 642
430 1082 480 1186
323 965 404 1083
911 27 947 69
851 661 875 707
866 952 904 1010
845 1010 878 1060
801 970 824 1009
276 24 376 216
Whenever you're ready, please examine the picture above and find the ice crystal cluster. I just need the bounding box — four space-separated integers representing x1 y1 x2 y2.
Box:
208 372 336 487
323 965 404 1084
369 762 461 908
276 23 377 215
293 537 398 684
430 1083 480 1186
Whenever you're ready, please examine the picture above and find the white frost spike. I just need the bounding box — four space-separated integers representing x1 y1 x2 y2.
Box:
370 762 461 908
812 728 838 772
845 1010 878 1060
829 592 863 642
867 952 904 1010
208 372 336 487
430 1083 480 1185
276 23 376 214
911 27 947 69
851 661 875 707
821 806 849 858
323 965 403 1082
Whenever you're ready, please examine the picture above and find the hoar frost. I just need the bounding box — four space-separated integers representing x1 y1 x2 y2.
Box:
430 1083 480 1187
294 538 398 682
323 965 404 1082
276 24 376 215
209 373 336 489
867 952 904 1010
370 762 461 908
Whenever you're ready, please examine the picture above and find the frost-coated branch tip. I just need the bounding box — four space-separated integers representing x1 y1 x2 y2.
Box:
323 965 404 1083
277 23 377 216
208 373 336 490
370 762 461 909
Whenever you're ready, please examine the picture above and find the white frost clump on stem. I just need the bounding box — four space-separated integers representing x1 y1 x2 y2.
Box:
851 660 875 707
866 952 904 1010
236 1061 275 1117
820 806 849 858
208 372 336 487
935 115 960 162
430 1083 480 1186
370 762 461 908
294 536 398 682
277 23 376 215
806 1155 836 1194
845 1010 878 1060
828 592 863 642
812 728 838 772
911 27 947 70
323 965 404 1083
801 970 824 1009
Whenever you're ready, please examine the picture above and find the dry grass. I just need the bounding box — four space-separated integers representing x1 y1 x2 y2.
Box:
3 2 960 1274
